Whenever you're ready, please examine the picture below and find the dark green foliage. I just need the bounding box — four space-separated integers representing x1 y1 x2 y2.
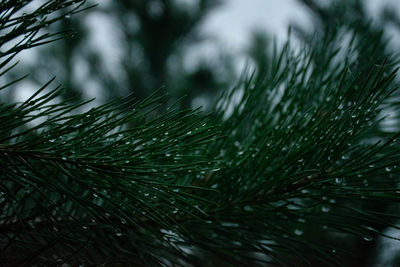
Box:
0 87 220 265
292 1 400 265
2 0 400 266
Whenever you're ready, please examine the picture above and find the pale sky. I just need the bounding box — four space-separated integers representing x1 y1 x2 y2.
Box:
201 0 310 50
198 0 400 52
181 0 400 73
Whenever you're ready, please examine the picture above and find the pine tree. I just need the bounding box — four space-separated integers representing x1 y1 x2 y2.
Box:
1 1 400 266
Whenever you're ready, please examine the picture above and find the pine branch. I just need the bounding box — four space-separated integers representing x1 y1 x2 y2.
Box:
2 0 400 266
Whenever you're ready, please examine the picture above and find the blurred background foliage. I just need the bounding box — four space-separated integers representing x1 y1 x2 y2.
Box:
12 0 237 110
8 0 400 111
4 0 400 265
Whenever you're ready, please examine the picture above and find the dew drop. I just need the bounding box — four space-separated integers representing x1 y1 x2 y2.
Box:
211 184 219 189
385 166 392 172
297 218 306 223
363 236 373 242
294 229 303 236
244 205 253 212
221 222 239 227
322 206 330 213
232 240 242 246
